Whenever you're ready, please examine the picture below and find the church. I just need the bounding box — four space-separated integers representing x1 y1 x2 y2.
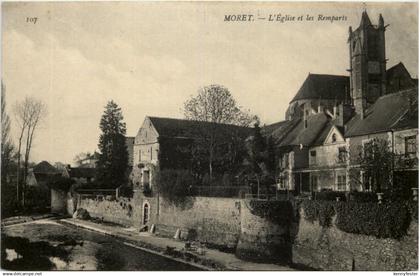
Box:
264 11 418 194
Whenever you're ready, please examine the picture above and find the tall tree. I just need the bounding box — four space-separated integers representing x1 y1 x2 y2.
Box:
183 84 257 179
243 123 276 196
1 83 14 183
96 100 128 188
13 96 47 205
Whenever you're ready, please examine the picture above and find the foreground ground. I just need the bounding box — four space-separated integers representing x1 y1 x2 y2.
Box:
1 217 294 271
1 219 201 271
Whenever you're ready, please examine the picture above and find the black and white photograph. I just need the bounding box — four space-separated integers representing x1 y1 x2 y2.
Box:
1 1 418 272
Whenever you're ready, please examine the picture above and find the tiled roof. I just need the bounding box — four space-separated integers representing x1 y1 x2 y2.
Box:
312 124 345 146
267 113 331 147
33 161 59 174
386 62 417 94
291 74 350 103
345 88 418 137
148 116 252 138
262 120 291 136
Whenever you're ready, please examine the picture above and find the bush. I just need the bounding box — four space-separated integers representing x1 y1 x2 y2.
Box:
25 185 50 211
302 199 412 239
301 200 335 227
47 176 75 192
314 190 346 201
335 201 410 239
349 191 377 202
249 200 295 224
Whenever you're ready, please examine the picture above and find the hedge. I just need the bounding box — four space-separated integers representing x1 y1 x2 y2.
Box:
335 201 410 239
249 200 295 225
314 191 346 201
348 191 377 203
302 199 412 239
301 200 335 227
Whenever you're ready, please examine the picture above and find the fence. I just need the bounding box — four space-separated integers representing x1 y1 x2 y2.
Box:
76 188 119 200
190 185 250 198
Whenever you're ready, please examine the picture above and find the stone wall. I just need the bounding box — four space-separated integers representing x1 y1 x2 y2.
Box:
293 208 418 271
77 192 241 249
235 200 293 264
155 196 241 248
78 196 141 226
51 189 67 214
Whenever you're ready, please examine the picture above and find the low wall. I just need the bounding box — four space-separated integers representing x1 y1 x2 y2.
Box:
155 196 241 248
78 196 140 226
235 200 292 264
293 208 418 271
51 189 67 214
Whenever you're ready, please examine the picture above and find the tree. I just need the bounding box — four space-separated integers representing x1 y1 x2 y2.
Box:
243 123 276 197
350 138 395 193
96 100 129 188
13 96 47 205
183 84 257 179
1 83 14 183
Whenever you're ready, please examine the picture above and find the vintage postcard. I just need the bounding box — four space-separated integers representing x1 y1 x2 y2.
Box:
1 1 418 273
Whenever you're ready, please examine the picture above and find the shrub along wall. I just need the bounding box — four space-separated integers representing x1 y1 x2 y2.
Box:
294 199 418 270
301 200 413 239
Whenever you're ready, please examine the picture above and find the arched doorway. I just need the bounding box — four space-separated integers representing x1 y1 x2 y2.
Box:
143 202 150 225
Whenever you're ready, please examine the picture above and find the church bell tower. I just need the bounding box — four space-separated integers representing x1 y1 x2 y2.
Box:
348 11 387 117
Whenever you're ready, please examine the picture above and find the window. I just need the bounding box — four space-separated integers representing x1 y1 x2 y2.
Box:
362 139 375 159
336 174 346 191
139 150 141 162
405 135 416 156
338 147 347 163
331 134 337 143
310 150 316 163
277 176 287 190
150 147 153 160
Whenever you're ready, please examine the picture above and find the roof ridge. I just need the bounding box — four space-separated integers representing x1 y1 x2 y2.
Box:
148 115 252 128
308 73 349 78
376 88 417 100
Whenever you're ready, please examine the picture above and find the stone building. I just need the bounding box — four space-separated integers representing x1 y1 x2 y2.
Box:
131 116 252 193
264 11 418 194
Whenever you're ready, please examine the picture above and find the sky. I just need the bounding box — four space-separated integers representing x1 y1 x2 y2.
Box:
2 1 418 165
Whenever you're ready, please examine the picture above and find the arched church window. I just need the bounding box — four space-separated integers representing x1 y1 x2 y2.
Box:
332 133 337 143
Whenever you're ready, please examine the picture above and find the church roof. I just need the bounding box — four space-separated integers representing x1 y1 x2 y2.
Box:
290 74 350 103
345 88 418 137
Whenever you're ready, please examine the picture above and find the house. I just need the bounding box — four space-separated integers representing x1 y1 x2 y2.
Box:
263 11 418 195
345 88 418 191
77 152 100 168
131 116 252 193
26 161 61 188
66 167 96 185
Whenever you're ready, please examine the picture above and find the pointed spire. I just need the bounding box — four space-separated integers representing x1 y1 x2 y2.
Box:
360 10 372 28
378 13 384 27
